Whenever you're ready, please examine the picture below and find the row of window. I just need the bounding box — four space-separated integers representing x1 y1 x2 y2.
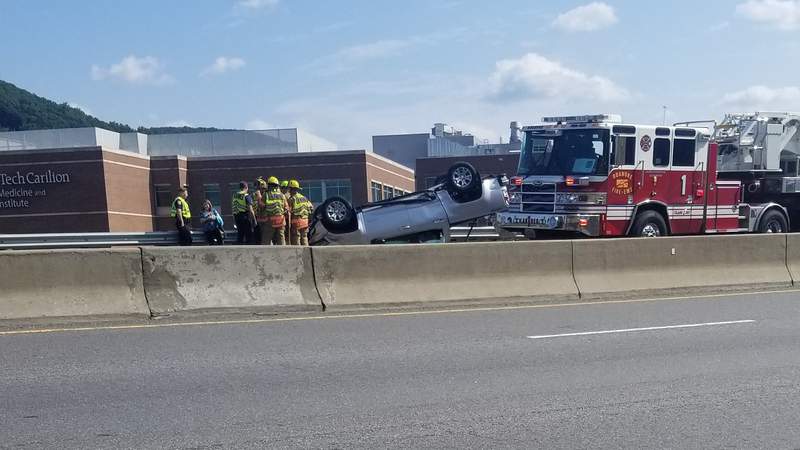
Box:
612 136 696 168
370 181 409 202
154 179 353 211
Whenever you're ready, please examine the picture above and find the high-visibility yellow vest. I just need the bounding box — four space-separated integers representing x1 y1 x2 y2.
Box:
263 188 286 217
170 197 191 219
289 193 312 219
232 190 248 215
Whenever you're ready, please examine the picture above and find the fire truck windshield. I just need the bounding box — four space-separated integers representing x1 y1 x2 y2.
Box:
518 128 611 177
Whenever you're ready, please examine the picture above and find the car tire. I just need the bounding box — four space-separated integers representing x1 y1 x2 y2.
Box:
758 209 788 233
630 210 668 237
319 196 355 232
447 162 480 193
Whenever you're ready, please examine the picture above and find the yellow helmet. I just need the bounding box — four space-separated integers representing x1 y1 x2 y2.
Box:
256 177 267 188
280 180 289 188
289 179 301 189
267 176 280 186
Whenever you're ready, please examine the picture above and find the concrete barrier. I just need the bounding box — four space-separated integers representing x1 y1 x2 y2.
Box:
785 234 800 285
311 241 578 309
0 248 149 320
141 246 321 313
572 234 792 299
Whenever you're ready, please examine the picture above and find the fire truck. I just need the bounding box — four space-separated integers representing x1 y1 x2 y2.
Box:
495 113 800 238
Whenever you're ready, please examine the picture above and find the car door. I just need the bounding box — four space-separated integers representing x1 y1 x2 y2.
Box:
360 201 413 241
404 192 448 234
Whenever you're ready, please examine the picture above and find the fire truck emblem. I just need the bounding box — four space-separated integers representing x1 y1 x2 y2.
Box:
610 171 634 195
640 135 652 152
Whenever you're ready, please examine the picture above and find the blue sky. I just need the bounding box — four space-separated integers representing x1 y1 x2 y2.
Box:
2 0 800 149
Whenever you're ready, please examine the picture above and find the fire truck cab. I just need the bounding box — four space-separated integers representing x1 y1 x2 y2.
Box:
495 113 798 238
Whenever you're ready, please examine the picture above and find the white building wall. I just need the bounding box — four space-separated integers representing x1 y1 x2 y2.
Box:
0 128 100 151
94 128 121 150
297 129 339 152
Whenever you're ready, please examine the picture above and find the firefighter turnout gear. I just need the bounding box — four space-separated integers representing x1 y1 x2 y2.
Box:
288 180 313 246
259 185 289 245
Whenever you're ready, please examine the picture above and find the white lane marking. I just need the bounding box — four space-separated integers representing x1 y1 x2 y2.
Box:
526 320 755 340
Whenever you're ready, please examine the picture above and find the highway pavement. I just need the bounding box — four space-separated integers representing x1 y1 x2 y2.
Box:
2 291 800 449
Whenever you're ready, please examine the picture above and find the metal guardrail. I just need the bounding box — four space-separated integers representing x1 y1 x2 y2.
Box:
0 227 502 250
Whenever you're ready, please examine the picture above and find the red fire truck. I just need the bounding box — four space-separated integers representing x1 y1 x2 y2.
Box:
495 113 800 238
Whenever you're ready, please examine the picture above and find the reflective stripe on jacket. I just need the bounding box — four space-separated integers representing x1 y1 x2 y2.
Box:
263 188 286 217
289 193 312 219
232 191 248 215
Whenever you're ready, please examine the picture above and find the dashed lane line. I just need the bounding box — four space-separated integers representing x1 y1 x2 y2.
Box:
0 289 796 337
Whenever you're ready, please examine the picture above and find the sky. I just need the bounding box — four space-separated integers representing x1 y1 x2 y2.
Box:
2 0 800 150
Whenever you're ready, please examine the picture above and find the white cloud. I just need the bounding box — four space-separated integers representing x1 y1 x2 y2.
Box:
487 53 629 102
720 85 800 108
202 56 246 76
448 121 504 144
246 119 276 129
552 2 618 32
308 29 468 75
237 0 278 9
91 55 173 85
736 0 800 30
337 40 411 61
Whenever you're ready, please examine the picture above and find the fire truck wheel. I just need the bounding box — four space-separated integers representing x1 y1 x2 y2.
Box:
758 210 788 233
631 211 667 237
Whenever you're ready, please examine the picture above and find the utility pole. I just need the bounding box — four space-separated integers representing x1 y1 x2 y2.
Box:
662 106 668 125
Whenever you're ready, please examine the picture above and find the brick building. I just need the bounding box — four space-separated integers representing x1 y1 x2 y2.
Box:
414 154 519 191
0 145 413 234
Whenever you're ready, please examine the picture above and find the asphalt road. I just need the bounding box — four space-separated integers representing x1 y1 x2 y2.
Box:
2 291 800 449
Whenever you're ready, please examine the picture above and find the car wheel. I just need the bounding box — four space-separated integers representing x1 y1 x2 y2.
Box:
758 209 788 233
630 211 668 237
447 162 480 193
320 196 355 232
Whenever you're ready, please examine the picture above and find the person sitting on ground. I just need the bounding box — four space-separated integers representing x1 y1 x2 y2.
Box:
200 200 225 245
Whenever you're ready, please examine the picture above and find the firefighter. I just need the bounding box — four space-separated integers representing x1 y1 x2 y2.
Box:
232 181 256 244
287 179 313 246
252 178 265 245
280 179 291 238
260 176 290 245
170 186 192 246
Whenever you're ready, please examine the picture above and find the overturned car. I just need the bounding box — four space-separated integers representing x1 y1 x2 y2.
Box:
309 162 509 245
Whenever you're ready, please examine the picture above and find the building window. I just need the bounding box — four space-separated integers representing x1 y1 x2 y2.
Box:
672 139 696 167
305 179 353 204
371 181 383 202
383 184 394 199
203 184 221 209
154 185 172 208
229 182 242 194
653 138 670 167
326 179 352 201
393 187 404 198
306 181 323 204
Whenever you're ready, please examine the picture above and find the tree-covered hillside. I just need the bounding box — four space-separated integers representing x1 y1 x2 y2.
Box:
0 80 133 132
0 80 227 135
